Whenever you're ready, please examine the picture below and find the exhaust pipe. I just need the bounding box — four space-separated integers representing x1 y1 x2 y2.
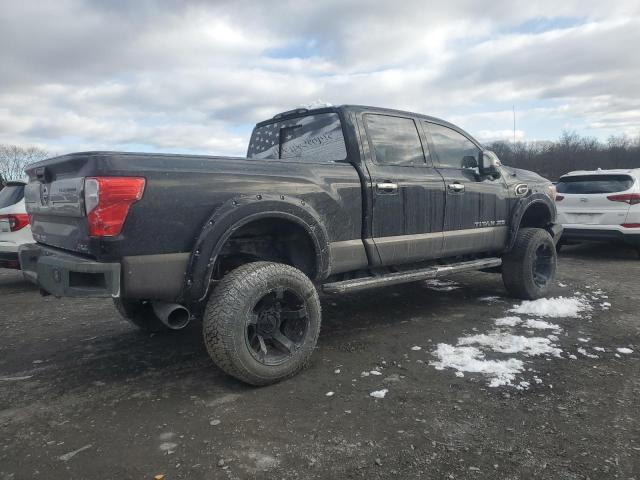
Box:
152 302 191 330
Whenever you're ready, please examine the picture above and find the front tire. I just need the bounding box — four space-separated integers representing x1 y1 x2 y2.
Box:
203 262 321 386
502 228 557 300
113 298 170 333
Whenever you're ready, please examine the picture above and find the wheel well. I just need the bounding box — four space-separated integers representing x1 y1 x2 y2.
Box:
519 202 552 229
214 218 318 280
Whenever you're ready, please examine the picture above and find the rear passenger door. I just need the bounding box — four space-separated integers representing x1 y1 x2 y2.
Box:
360 113 446 266
424 121 509 256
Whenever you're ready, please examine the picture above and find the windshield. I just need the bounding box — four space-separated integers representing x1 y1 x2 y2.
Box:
247 113 347 162
556 174 634 194
0 185 25 208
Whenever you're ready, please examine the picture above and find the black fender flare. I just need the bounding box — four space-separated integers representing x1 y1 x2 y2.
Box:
180 194 331 303
507 193 558 251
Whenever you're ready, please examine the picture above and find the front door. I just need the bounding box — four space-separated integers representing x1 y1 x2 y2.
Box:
359 113 446 266
423 121 510 256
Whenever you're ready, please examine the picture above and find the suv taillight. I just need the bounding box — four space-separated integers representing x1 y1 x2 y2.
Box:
0 214 29 232
607 193 640 205
84 177 145 237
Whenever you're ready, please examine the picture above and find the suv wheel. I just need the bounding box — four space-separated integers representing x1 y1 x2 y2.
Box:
113 298 170 333
203 262 321 386
502 228 557 300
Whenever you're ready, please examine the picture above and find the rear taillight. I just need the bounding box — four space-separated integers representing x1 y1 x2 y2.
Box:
607 193 640 205
0 214 30 232
621 223 640 228
555 195 564 202
84 177 145 237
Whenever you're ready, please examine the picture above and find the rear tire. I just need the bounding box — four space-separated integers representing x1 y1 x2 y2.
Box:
203 262 321 386
113 298 170 333
502 228 557 300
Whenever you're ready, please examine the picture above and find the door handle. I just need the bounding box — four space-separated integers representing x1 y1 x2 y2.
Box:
448 183 465 193
376 182 398 193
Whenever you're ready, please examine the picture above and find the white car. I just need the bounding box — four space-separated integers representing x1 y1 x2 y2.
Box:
0 181 34 269
556 168 640 254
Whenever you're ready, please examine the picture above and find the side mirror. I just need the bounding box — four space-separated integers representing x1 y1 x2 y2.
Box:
478 150 501 178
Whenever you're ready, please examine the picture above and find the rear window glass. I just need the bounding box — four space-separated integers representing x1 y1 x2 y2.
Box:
556 175 634 194
364 114 426 166
247 113 347 162
0 185 25 208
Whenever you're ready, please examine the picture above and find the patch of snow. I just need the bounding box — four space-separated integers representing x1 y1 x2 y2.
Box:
533 376 543 384
58 444 93 462
299 100 333 109
410 346 422 351
369 389 388 399
334 368 341 374
369 370 382 376
430 344 523 388
209 419 221 426
617 348 633 354
593 347 606 352
494 316 521 327
577 348 598 359
516 381 530 391
600 302 611 310
425 279 460 291
578 337 590 343
547 334 559 341
479 295 502 302
458 332 563 357
510 296 591 318
455 371 464 377
558 282 567 287
325 391 335 397
523 319 561 330
0 375 33 381
361 371 370 377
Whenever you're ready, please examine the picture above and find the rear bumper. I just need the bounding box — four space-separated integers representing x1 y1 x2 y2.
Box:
18 244 190 300
562 227 640 247
19 243 120 298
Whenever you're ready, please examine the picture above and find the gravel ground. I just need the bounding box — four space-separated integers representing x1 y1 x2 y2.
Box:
1 243 639 479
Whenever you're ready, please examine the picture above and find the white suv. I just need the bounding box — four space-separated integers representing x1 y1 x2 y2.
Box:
556 169 640 254
0 181 35 269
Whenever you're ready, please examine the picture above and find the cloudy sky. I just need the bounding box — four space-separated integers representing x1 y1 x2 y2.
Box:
1 0 639 156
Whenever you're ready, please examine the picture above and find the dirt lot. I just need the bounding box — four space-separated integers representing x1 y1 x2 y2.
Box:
1 243 639 480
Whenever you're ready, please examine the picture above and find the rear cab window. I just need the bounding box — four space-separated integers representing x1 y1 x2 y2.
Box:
247 113 347 162
556 175 635 194
0 184 25 208
364 114 426 166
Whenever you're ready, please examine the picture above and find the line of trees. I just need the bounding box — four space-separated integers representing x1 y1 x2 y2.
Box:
486 131 640 181
0 145 49 188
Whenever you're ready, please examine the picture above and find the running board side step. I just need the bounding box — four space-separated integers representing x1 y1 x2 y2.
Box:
322 257 502 294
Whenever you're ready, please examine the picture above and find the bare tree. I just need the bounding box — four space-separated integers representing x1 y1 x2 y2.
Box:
0 144 49 185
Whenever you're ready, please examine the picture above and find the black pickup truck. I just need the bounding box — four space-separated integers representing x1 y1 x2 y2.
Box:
20 105 561 385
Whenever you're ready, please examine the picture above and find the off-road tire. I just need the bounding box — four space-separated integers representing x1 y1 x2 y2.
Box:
203 262 321 386
113 298 170 333
502 228 557 300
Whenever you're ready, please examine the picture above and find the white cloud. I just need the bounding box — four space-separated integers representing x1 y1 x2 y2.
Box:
0 0 639 155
